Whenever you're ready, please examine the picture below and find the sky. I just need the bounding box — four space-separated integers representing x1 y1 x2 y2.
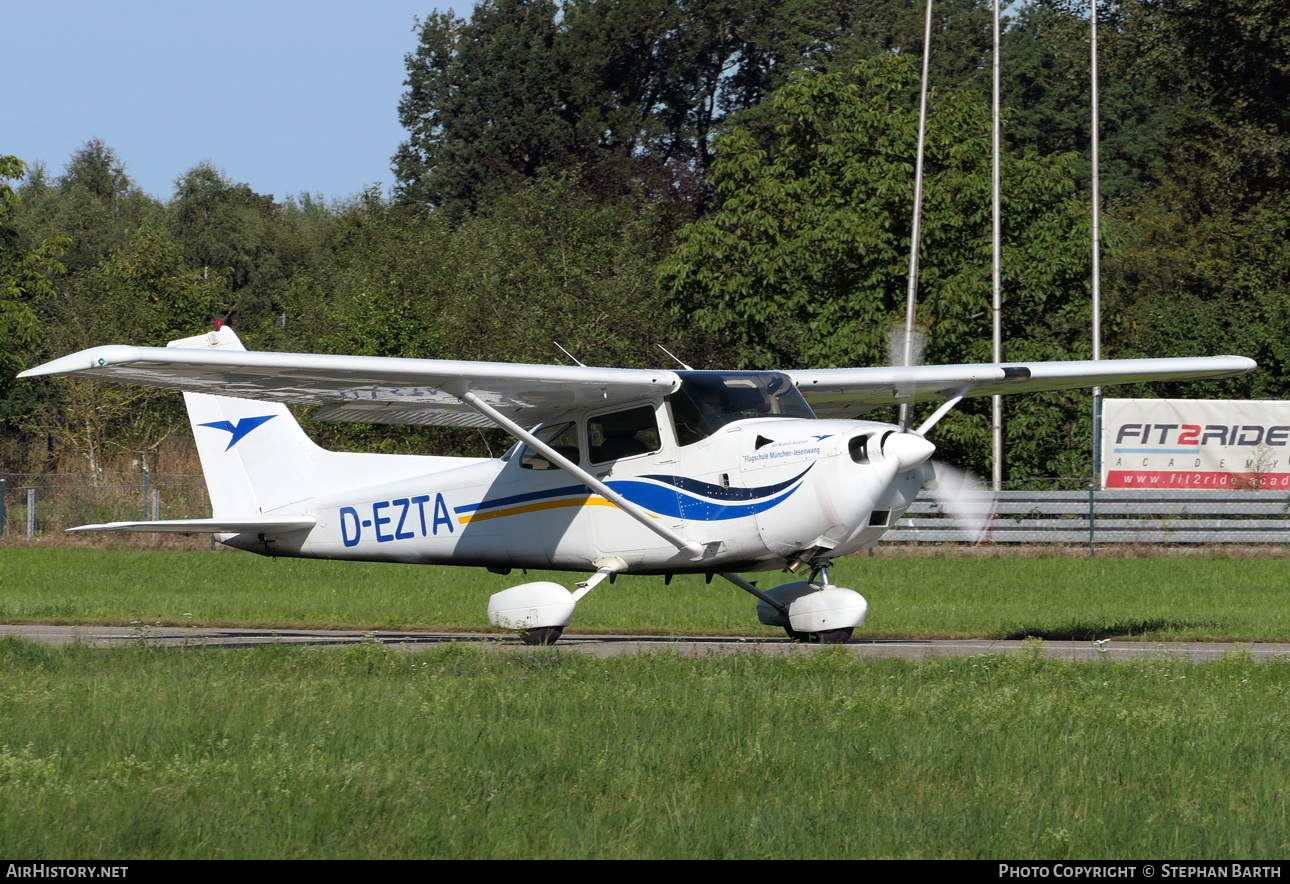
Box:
4 1 468 203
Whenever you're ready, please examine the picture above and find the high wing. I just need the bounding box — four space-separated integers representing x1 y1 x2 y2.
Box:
789 357 1257 418
20 337 1255 426
19 341 681 429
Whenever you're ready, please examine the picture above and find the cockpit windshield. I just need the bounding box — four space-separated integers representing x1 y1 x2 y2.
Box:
667 371 815 446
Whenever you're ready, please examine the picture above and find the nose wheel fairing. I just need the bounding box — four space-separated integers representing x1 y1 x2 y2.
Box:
752 579 869 637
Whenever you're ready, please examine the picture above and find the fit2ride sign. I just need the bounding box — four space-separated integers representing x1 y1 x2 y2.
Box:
1102 399 1290 489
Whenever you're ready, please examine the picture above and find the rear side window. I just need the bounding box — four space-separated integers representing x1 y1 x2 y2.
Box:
587 406 661 464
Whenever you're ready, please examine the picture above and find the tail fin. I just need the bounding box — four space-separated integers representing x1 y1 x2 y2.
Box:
171 326 320 517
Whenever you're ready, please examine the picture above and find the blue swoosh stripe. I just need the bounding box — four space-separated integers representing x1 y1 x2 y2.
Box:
460 469 808 521
455 483 588 515
607 480 803 521
637 466 812 502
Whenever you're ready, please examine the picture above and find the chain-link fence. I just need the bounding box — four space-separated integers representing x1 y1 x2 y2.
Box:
891 488 1290 545
0 473 211 548
998 477 1100 492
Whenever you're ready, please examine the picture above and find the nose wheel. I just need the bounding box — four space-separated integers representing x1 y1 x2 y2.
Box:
784 626 854 644
720 571 866 646
520 626 564 646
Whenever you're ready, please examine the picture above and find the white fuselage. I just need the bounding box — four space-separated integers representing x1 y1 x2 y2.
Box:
228 409 927 575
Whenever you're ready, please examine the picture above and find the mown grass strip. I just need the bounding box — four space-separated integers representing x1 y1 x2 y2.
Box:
1 548 1289 641
0 637 1285 858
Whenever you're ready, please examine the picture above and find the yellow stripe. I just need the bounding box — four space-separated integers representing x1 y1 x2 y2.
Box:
457 496 621 524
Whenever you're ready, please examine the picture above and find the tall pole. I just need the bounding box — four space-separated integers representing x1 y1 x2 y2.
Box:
901 0 935 432
991 0 1003 492
1090 0 1103 486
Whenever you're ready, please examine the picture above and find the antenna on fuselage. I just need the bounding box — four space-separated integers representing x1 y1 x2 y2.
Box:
553 342 586 367
656 344 694 371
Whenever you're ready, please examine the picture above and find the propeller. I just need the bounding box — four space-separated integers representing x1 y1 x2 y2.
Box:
883 325 997 545
919 459 996 544
888 322 927 432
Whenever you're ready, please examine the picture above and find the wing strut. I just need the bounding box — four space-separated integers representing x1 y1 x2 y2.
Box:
446 383 707 563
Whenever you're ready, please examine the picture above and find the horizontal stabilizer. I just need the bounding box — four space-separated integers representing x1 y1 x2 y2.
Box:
66 517 316 535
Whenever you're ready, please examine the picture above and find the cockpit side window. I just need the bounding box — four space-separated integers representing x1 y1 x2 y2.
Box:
587 406 661 464
668 371 815 446
668 393 708 447
519 422 580 470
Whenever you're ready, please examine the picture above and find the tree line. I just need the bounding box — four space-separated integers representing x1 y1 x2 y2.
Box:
2 0 1286 483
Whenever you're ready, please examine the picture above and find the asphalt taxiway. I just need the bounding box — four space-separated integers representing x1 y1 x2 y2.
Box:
1 624 1286 661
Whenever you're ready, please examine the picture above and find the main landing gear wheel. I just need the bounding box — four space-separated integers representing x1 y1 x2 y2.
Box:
520 626 564 646
817 627 854 645
784 626 854 644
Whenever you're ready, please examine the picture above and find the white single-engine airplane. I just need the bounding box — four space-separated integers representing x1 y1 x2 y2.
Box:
20 326 1254 644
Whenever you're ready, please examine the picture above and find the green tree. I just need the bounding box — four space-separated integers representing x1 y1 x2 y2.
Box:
824 0 995 84
168 162 282 330
39 222 227 473
999 0 1178 205
660 56 1097 477
442 171 686 367
0 155 69 465
392 0 896 216
0 157 65 360
1103 0 1290 402
272 175 684 455
15 140 162 276
1119 0 1290 203
393 1 577 215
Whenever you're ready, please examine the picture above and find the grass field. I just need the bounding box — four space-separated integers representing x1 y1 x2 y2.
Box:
4 548 1290 858
0 637 1287 858
1 547 1289 641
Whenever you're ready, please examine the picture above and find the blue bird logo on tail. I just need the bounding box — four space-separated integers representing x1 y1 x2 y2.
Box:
200 415 277 450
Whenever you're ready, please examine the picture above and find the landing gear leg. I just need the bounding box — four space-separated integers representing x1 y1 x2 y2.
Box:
808 562 832 586
784 560 845 643
719 572 789 617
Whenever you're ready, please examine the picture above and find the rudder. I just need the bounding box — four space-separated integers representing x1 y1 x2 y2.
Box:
171 326 320 518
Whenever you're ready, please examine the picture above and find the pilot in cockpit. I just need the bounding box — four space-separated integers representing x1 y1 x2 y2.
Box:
700 391 730 431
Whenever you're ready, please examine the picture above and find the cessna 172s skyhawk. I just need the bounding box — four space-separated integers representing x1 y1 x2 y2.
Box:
20 326 1254 644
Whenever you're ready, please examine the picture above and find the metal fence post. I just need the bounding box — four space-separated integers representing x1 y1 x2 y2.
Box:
141 467 148 520
0 477 5 544
27 488 35 541
1087 483 1095 557
151 487 160 541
